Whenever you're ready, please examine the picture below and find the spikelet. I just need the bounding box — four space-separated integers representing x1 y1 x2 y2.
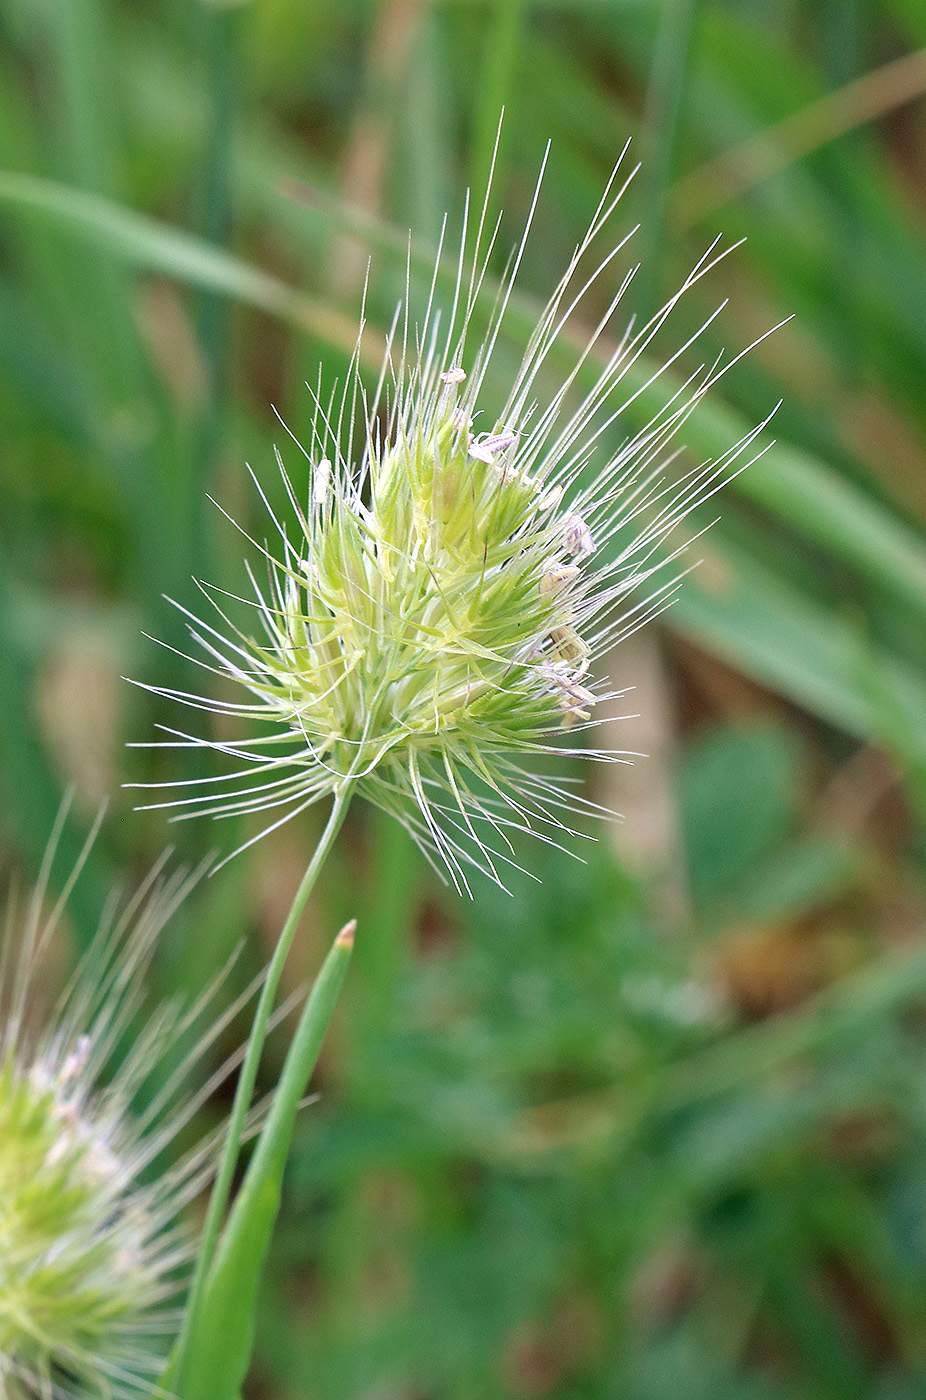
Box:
0 802 245 1398
131 147 773 892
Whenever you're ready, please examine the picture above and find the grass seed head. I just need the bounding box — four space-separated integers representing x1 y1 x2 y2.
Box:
0 807 230 1398
133 149 773 892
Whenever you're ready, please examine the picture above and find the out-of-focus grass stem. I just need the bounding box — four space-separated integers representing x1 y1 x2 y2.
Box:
634 0 698 325
671 47 926 227
175 3 242 798
191 2 241 581
469 0 530 202
822 0 863 382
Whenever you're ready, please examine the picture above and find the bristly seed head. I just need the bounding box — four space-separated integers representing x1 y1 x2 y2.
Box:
0 804 237 1399
130 144 774 892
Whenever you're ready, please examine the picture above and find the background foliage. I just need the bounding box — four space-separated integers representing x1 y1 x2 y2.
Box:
2 0 926 1395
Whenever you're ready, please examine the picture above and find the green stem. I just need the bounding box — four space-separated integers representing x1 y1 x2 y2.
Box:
192 0 239 532
171 783 354 1379
634 0 698 325
469 0 530 202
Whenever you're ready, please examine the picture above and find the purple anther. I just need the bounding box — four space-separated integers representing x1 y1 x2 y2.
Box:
561 512 596 557
469 430 517 463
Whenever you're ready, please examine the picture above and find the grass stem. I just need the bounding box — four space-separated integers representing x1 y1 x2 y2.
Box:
169 783 354 1386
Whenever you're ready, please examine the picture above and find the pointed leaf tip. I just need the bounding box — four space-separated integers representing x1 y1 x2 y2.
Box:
336 918 356 948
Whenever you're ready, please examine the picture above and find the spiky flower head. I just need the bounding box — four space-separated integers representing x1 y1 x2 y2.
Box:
134 150 771 891
0 805 237 1399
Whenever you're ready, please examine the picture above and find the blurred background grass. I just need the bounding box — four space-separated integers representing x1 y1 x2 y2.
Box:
4 0 926 1395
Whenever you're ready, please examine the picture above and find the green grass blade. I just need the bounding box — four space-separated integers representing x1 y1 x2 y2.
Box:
469 0 530 199
171 920 355 1400
0 169 358 351
634 0 698 323
669 396 926 617
672 526 926 761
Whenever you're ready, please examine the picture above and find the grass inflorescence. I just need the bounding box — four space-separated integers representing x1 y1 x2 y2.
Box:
0 807 238 1399
132 151 773 893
